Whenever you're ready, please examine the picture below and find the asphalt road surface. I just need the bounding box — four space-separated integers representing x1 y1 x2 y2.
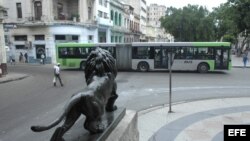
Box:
0 64 249 141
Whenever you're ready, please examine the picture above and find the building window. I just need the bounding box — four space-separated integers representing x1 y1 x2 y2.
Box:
34 1 42 20
111 36 114 43
16 45 25 49
119 36 122 43
124 18 126 28
98 11 103 17
57 3 65 20
104 0 107 7
88 7 92 20
110 10 113 21
72 35 79 41
55 35 66 40
16 3 22 18
118 13 122 26
88 35 93 43
115 12 118 25
14 35 27 41
99 0 102 5
34 35 45 40
115 36 118 42
104 12 108 19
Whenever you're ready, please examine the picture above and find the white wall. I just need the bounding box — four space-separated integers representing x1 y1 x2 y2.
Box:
48 25 98 63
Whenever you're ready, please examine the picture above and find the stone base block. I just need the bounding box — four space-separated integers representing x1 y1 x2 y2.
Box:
106 110 139 141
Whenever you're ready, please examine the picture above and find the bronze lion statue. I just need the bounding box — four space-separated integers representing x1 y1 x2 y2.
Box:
31 47 118 141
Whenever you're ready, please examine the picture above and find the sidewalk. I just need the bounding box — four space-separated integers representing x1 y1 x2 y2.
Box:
0 72 28 84
0 63 53 84
231 54 250 68
136 54 250 141
138 97 250 141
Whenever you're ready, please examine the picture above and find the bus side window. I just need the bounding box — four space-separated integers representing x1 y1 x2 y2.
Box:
174 48 185 59
132 47 138 59
74 47 81 58
148 47 154 59
58 48 65 58
186 47 193 59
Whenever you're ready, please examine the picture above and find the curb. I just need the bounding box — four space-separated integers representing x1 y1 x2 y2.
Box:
0 75 29 84
232 66 250 68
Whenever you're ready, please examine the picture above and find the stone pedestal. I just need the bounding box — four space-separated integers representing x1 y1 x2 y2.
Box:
106 110 139 141
63 108 139 141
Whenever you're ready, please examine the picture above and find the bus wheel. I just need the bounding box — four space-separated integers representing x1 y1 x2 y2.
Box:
198 63 209 73
80 62 85 70
138 62 149 72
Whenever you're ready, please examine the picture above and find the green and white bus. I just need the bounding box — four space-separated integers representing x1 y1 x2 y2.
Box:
132 42 231 73
56 42 231 73
56 43 117 70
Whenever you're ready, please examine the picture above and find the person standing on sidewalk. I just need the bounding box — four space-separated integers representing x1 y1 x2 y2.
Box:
24 52 28 63
19 52 23 63
10 54 15 65
53 63 64 87
242 50 249 68
41 53 45 64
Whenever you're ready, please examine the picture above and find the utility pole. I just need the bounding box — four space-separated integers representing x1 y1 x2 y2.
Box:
168 48 174 113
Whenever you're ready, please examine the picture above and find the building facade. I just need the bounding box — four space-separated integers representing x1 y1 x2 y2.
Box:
3 0 113 64
123 4 140 42
110 0 128 43
147 3 166 27
146 3 174 42
3 0 174 64
0 4 8 75
123 0 147 41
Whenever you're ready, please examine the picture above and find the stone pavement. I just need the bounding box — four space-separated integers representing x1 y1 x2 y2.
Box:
0 55 249 141
137 54 250 141
138 98 250 141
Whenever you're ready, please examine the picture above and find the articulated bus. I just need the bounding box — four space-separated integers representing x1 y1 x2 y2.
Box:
56 43 117 70
56 42 231 73
131 42 231 73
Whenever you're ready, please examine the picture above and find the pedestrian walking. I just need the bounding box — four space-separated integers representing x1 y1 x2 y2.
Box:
10 54 15 65
242 50 249 68
19 52 23 63
53 63 64 87
24 53 28 63
41 53 45 64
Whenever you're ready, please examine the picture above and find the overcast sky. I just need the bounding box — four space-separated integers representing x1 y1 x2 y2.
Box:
146 0 228 11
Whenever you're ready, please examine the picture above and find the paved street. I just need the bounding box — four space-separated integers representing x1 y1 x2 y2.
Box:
0 64 250 141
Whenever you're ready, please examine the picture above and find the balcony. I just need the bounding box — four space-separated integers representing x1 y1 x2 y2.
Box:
98 17 113 26
53 0 79 22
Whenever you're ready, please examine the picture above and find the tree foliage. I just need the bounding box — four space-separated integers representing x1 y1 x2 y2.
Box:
211 0 250 53
161 5 216 41
161 0 250 47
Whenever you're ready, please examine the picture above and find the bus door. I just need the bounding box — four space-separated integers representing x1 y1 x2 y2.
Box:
154 48 168 69
215 48 229 69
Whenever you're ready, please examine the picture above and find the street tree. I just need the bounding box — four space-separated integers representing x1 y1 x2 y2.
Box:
213 0 250 54
160 5 216 41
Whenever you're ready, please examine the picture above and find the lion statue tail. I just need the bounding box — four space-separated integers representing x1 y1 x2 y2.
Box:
31 93 81 132
30 113 65 132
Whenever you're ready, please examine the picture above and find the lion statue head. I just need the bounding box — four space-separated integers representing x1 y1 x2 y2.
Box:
84 47 117 85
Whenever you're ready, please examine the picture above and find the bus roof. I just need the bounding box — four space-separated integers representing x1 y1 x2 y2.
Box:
56 43 118 47
132 42 231 47
56 43 95 47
